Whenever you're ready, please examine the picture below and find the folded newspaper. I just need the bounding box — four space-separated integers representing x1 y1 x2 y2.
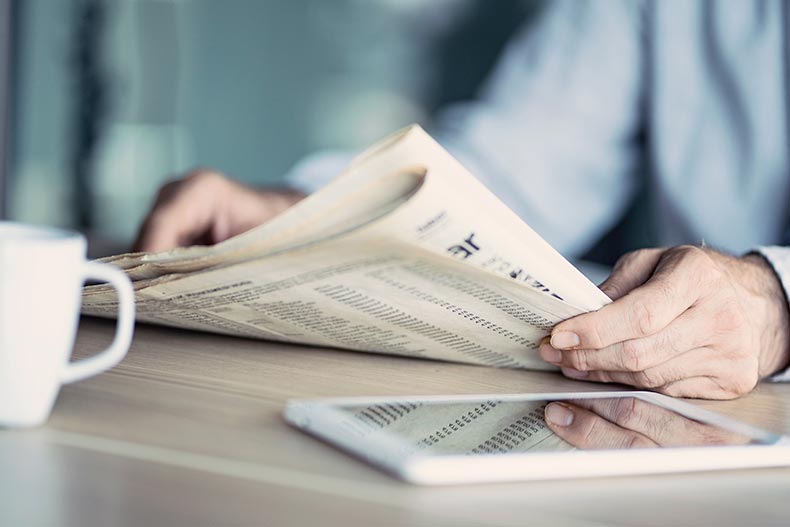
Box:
83 125 611 370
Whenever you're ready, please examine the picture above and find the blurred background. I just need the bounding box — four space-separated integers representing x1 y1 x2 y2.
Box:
0 0 542 256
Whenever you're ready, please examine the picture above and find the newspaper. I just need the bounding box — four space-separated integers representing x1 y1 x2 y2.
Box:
83 125 610 370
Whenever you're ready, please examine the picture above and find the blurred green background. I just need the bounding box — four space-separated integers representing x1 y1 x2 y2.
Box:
1 0 539 255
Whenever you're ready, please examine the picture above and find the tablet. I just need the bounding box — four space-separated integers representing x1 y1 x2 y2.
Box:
284 391 790 485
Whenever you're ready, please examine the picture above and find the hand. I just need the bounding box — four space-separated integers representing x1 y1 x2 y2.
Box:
539 245 790 399
133 169 305 253
544 398 751 449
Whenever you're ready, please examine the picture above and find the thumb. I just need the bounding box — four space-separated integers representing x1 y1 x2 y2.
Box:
599 248 665 300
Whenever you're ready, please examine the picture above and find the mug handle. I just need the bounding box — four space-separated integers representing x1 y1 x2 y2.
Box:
61 261 136 384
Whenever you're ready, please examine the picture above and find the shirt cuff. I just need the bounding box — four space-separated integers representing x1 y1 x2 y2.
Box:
754 246 790 381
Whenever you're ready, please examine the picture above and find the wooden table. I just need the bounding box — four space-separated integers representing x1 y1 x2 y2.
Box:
2 318 789 527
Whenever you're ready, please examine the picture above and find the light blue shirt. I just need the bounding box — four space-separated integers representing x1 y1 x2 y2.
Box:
288 0 790 379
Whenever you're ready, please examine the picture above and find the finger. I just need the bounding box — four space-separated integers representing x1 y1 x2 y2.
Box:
134 215 193 253
134 207 210 253
552 247 709 351
133 176 222 252
599 248 665 300
568 397 750 446
561 347 759 396
549 304 713 372
563 359 693 389
544 402 658 449
659 375 759 400
133 181 179 252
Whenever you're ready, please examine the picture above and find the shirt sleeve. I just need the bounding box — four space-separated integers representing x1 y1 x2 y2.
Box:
755 246 790 382
287 0 646 258
432 0 647 257
283 150 356 195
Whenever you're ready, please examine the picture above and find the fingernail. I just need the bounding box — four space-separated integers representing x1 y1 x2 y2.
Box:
551 331 580 350
539 345 562 364
546 403 574 427
561 367 589 379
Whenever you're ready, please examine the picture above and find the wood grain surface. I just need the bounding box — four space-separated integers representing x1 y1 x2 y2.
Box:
1 317 789 527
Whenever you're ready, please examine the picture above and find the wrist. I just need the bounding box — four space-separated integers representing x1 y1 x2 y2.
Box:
740 254 790 376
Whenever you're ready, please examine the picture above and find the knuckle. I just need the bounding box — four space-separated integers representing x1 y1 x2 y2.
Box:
581 417 603 447
153 169 233 207
634 368 664 388
625 433 653 449
661 245 687 264
183 168 230 192
682 246 722 284
620 339 645 371
729 362 759 396
185 168 225 183
612 249 653 279
614 250 641 270
599 279 622 301
153 169 227 204
631 300 657 337
584 319 607 349
668 244 705 271
613 397 641 428
658 383 687 398
702 360 759 399
676 244 705 262
564 350 589 371
713 300 745 333
562 351 579 370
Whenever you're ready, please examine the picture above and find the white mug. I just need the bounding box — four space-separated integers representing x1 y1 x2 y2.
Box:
0 222 135 427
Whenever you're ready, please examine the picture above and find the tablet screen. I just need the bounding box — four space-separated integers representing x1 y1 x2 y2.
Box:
319 396 775 456
286 392 789 483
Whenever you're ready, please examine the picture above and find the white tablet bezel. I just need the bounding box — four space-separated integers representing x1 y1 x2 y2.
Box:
284 391 790 485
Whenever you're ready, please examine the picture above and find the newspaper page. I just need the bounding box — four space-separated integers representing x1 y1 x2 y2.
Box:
84 235 583 369
83 126 610 369
90 126 610 312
